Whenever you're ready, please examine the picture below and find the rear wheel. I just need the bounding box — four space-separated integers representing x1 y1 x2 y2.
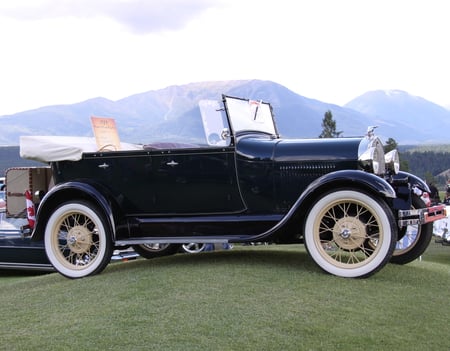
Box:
304 189 397 278
132 243 181 259
45 201 113 279
391 196 433 264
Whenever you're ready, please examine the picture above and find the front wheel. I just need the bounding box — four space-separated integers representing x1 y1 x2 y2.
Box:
44 201 113 279
304 189 397 278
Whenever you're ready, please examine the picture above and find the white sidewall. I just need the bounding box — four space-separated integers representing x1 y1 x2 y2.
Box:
304 190 393 278
45 203 108 278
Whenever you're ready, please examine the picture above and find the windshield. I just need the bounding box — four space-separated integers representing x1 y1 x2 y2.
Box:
199 99 231 146
224 96 277 136
198 96 278 146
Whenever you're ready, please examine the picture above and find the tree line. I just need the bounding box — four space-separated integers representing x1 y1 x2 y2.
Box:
0 146 43 176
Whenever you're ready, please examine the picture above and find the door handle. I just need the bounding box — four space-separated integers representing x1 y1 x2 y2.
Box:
166 160 179 167
98 163 110 169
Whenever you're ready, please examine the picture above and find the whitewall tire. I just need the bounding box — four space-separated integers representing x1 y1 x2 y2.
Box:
304 190 396 278
44 201 113 279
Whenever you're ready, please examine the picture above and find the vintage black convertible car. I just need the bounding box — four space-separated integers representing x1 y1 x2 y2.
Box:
9 95 445 278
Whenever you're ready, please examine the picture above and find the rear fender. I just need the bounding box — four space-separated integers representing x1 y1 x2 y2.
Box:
31 181 115 241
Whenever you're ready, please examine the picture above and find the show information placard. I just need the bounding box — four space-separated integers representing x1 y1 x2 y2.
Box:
91 116 121 151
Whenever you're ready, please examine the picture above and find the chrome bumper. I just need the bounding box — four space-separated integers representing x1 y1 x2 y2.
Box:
398 204 447 227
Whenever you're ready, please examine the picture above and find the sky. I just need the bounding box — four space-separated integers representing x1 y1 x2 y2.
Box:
0 0 449 116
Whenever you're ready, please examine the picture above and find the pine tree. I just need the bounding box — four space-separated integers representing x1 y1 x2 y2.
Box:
384 137 398 153
319 110 342 138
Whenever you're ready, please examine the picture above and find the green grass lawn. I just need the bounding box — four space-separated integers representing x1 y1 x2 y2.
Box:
1 242 449 351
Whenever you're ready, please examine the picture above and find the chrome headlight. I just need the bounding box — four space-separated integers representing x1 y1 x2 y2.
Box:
385 149 400 174
358 137 386 175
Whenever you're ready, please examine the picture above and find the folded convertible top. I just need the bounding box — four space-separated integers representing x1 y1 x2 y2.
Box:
20 136 143 162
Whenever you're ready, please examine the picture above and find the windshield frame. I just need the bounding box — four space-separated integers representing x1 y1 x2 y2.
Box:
222 95 279 138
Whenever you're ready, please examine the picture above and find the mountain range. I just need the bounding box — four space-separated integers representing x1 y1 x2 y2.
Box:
0 80 449 146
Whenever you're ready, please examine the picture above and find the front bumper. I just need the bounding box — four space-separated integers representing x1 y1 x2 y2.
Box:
398 204 447 227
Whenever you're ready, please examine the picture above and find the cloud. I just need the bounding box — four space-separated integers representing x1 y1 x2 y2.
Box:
0 0 223 34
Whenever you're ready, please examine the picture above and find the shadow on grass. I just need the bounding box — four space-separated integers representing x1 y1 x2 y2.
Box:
2 242 447 281
106 246 322 275
0 269 53 278
105 243 450 284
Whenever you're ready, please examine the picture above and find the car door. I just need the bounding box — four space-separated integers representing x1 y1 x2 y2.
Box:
148 147 246 214
71 146 245 215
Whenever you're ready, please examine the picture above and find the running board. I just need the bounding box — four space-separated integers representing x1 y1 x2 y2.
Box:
115 237 234 246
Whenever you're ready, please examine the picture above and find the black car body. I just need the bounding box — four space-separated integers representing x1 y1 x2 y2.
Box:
8 95 446 278
0 222 52 271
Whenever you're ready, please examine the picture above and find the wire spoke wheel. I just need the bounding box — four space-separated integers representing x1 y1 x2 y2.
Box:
45 201 112 278
305 190 396 278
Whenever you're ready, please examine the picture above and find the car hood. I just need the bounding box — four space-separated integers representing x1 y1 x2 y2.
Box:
236 136 363 162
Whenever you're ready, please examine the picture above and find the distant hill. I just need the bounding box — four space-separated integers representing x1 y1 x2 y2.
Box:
0 80 372 146
345 90 450 144
0 80 449 146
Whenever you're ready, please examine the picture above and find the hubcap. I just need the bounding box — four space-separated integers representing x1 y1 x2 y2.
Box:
333 217 366 250
67 225 93 254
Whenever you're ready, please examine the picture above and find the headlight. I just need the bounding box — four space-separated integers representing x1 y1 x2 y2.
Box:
358 137 386 175
385 149 400 174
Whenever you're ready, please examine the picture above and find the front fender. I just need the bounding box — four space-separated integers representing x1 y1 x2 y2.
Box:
281 170 397 240
301 170 396 201
234 170 396 243
32 181 115 241
395 171 429 192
